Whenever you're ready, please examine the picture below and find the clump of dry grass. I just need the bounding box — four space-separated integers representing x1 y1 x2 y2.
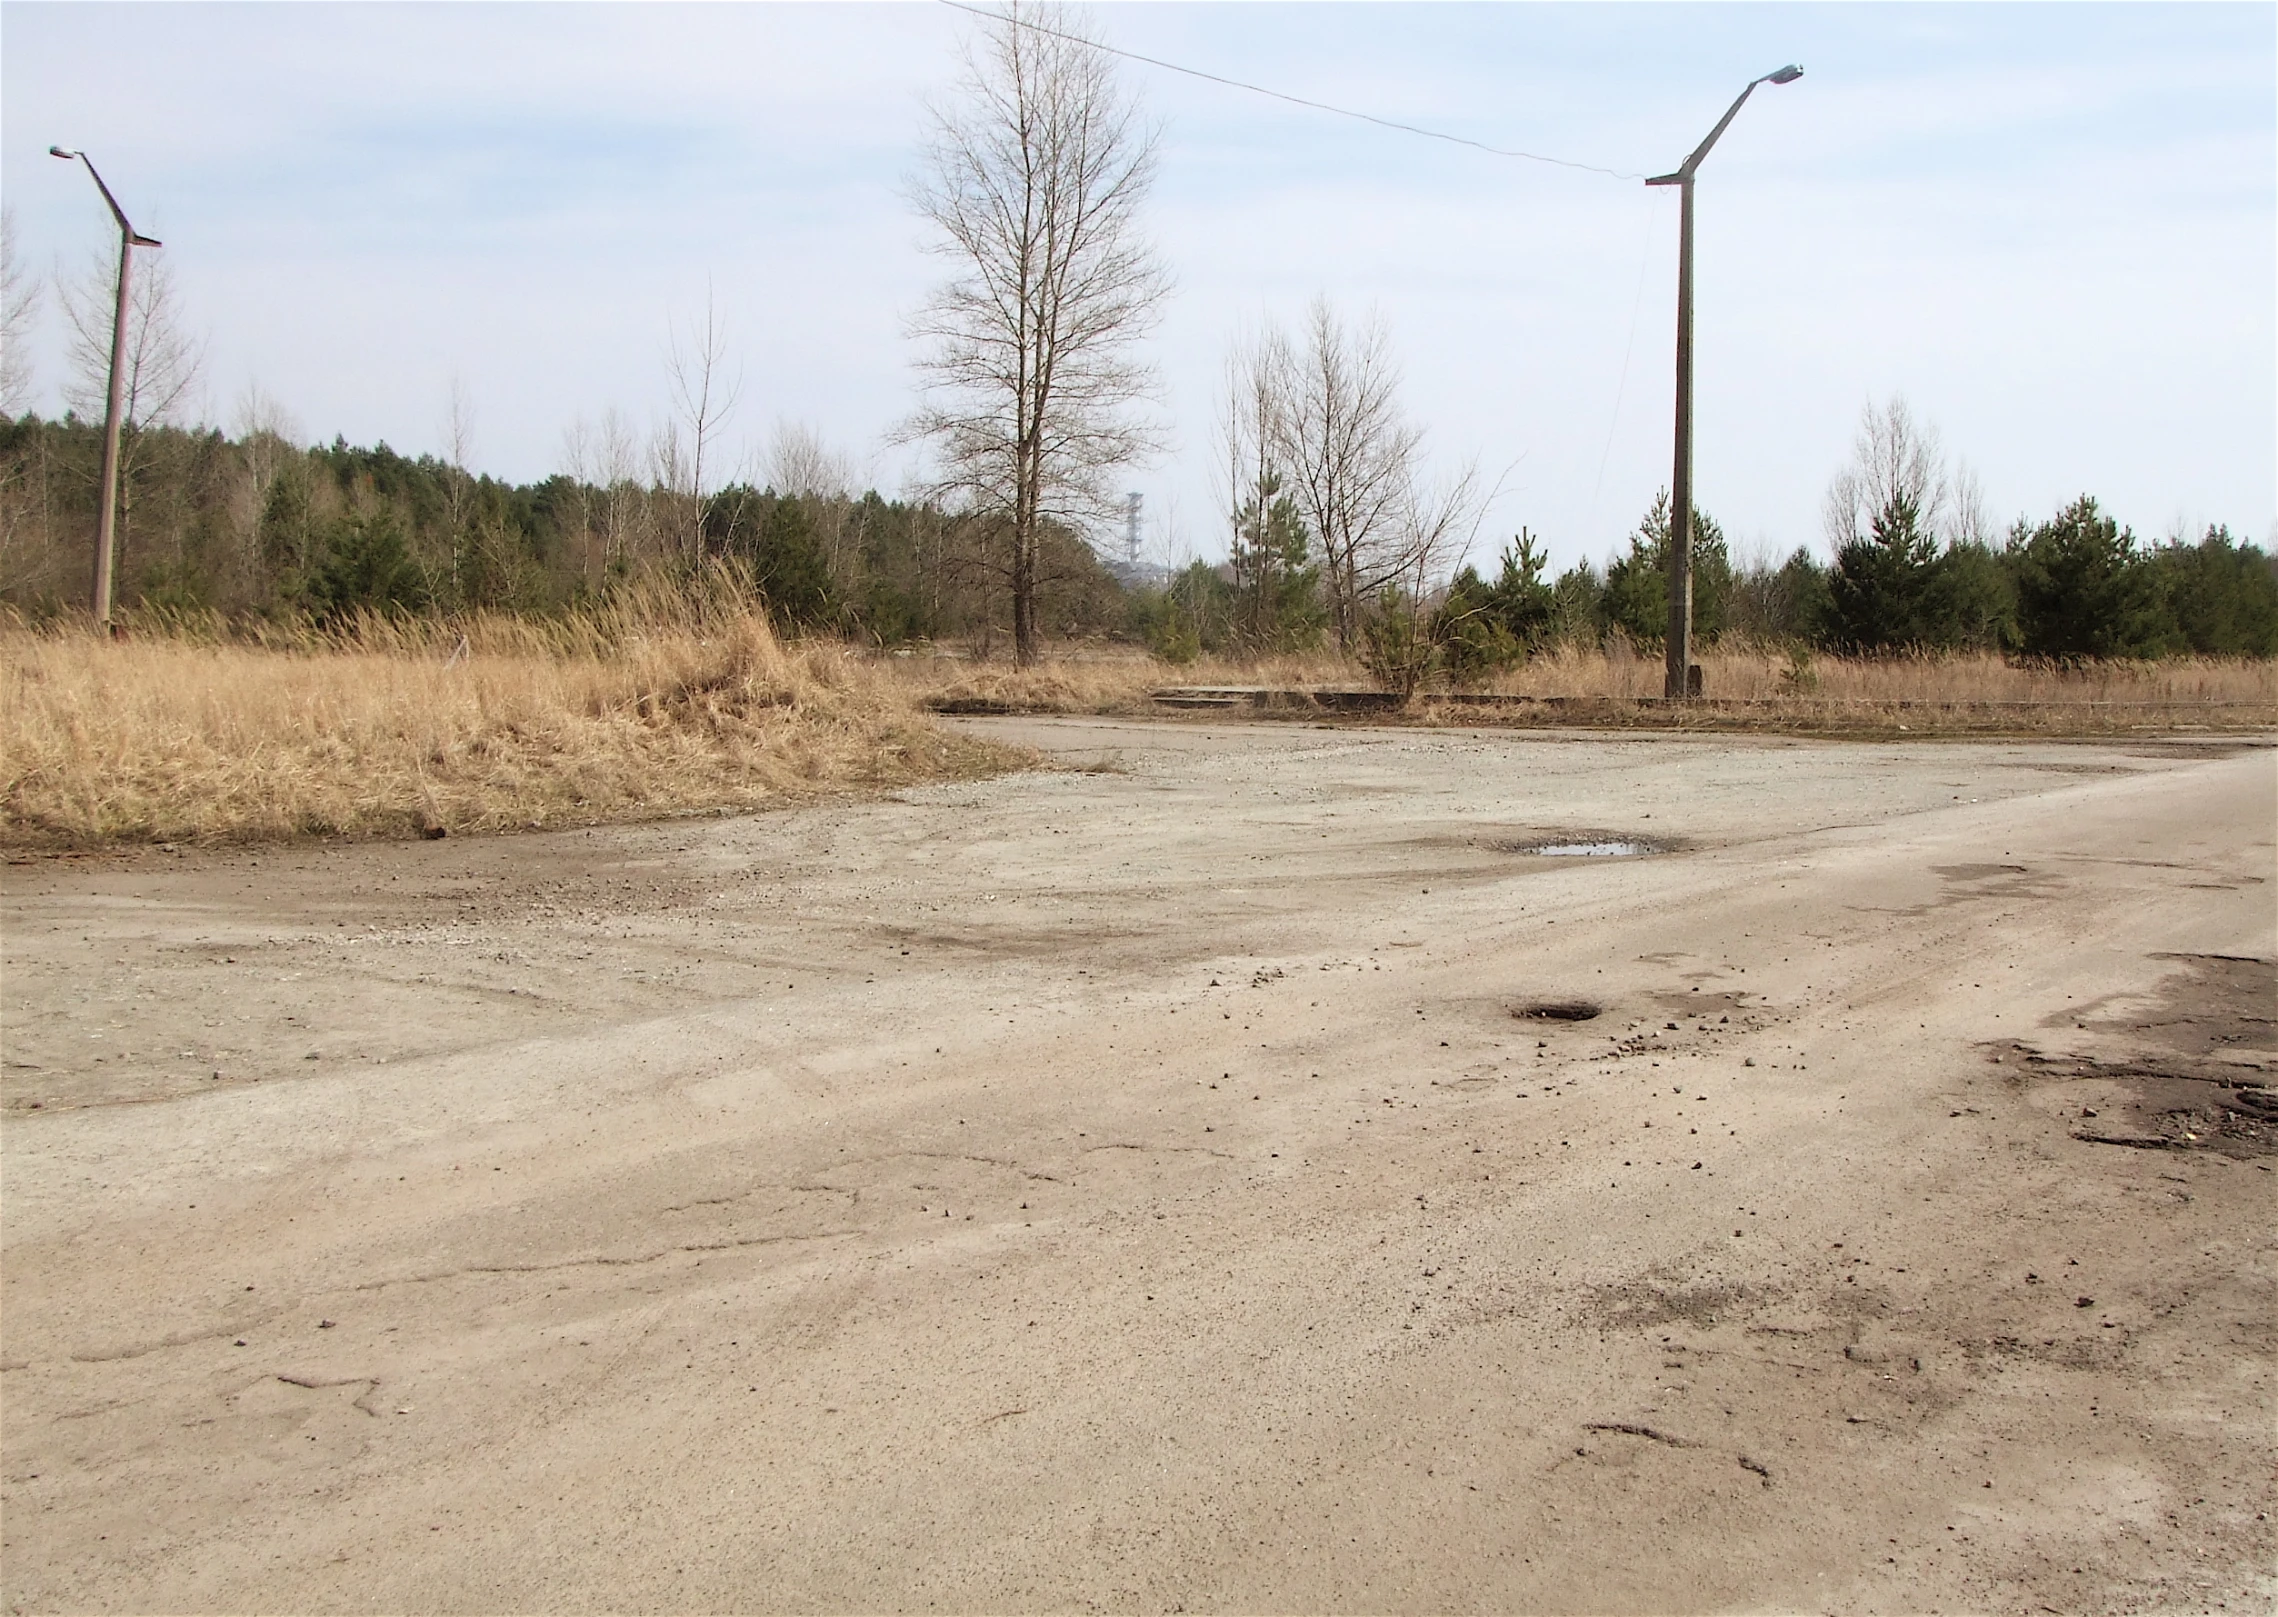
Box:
2 583 1023 850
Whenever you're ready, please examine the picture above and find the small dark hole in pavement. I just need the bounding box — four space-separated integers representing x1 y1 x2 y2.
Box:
1518 1000 1603 1022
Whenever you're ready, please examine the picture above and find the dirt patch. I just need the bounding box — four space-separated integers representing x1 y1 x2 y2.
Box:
2110 741 2267 760
1644 988 1764 1023
2067 1074 2278 1156
1930 862 2067 904
2019 1049 2278 1157
1583 1277 1773 1331
2007 952 2278 1157
2127 952 2277 1057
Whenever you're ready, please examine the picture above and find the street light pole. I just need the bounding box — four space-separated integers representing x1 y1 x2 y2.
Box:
1644 65 1800 700
49 147 162 633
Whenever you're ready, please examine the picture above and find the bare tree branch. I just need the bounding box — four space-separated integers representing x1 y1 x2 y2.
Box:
0 208 39 417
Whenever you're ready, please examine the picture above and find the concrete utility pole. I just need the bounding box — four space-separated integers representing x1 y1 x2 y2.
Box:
1644 65 1800 700
49 146 162 633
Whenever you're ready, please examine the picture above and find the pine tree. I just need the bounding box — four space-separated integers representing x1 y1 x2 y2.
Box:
1602 491 1731 646
2010 496 2161 660
1826 490 1940 651
2149 525 2278 655
1227 468 1322 655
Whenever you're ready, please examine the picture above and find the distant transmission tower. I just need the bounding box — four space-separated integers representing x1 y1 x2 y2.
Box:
1123 492 1143 568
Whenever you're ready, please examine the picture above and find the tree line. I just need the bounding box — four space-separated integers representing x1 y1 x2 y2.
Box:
2 382 2268 669
1151 394 2276 676
4 4 2268 669
0 412 1129 644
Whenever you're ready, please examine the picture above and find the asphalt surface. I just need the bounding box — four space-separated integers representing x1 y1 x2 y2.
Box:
3 719 2272 1613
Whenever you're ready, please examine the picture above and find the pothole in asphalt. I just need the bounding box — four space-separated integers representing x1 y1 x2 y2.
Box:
1517 1000 1604 1022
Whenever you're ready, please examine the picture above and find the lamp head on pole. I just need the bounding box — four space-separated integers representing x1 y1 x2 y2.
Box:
48 146 154 245
1649 64 1804 185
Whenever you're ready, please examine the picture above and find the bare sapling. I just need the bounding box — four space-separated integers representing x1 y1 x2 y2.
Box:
663 286 743 564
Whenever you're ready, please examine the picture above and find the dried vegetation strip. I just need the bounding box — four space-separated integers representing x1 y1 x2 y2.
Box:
907 644 2278 734
2 598 1024 850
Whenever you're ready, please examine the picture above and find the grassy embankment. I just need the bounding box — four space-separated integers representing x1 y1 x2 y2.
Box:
1 588 1021 850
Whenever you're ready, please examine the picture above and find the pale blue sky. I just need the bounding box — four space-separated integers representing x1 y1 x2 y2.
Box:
5 2 2271 573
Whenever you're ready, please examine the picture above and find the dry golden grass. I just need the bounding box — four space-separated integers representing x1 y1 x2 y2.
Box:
898 640 2278 735
9 603 2270 854
2 586 1022 850
1478 641 2278 706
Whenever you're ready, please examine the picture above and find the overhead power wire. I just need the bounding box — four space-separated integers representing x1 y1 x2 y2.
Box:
936 0 1642 182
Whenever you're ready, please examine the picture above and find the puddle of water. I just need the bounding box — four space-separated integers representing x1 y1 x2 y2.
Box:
1535 841 1653 858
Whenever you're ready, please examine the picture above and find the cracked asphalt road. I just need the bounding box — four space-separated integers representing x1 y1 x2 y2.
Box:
3 719 2273 1612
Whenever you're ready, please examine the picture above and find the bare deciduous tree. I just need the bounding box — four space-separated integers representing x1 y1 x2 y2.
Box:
764 419 855 501
232 383 300 584
593 407 643 572
1395 459 1488 595
1822 396 1950 551
565 406 651 581
1272 299 1424 651
1219 324 1287 538
60 245 202 431
561 414 602 585
58 246 202 576
441 376 478 596
1219 323 1314 652
1220 300 1487 661
1947 459 1992 549
905 0 1168 664
765 418 869 594
1 208 39 417
663 287 741 562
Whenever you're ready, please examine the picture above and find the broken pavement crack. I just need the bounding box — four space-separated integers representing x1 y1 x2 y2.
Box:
1581 1421 1701 1449
352 1228 863 1292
